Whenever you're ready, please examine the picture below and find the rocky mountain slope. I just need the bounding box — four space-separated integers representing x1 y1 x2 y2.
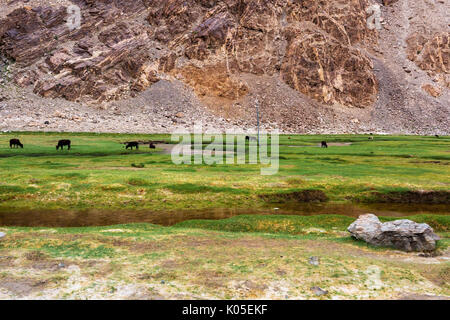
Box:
0 0 448 134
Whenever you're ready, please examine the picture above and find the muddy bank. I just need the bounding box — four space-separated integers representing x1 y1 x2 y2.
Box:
368 191 450 204
259 190 329 203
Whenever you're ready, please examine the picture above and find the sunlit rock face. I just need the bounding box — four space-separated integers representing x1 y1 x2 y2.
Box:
407 31 450 94
0 0 378 108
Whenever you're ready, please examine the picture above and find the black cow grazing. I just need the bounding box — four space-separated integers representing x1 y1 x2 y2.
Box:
245 136 257 142
321 141 328 148
56 140 71 150
149 143 156 149
10 139 23 148
126 142 139 150
435 135 440 138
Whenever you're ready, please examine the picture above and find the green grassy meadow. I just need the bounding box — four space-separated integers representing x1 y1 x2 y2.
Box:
0 215 449 299
0 132 449 299
0 132 449 211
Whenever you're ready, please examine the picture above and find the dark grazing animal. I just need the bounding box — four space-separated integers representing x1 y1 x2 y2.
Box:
149 143 156 149
321 141 328 148
126 141 139 150
9 139 23 148
245 136 257 142
56 140 71 150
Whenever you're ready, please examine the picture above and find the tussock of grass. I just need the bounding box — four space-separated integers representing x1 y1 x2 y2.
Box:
127 178 151 186
166 183 248 194
259 189 328 203
51 172 88 179
0 185 28 194
41 242 116 259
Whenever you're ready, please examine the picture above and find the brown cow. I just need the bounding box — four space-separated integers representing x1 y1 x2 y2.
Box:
126 142 139 150
56 140 71 150
10 139 23 148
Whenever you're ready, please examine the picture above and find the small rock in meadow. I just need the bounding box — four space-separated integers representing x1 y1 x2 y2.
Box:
0 232 6 239
308 256 320 266
57 262 66 269
310 286 328 296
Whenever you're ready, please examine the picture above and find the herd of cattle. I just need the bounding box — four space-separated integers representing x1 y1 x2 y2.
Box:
8 138 156 150
7 135 441 151
8 138 323 150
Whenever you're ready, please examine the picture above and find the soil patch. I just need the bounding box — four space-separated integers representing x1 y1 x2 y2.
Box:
370 191 450 204
0 255 15 267
0 277 49 297
398 293 449 300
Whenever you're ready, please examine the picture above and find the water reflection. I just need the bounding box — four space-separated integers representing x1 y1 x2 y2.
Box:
0 203 448 228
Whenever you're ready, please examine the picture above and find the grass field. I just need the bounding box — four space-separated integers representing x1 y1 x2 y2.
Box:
0 132 449 299
0 215 449 299
0 132 449 211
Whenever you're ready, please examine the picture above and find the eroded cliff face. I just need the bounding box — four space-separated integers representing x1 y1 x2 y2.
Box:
0 0 379 108
0 0 448 134
407 31 449 92
1 1 158 103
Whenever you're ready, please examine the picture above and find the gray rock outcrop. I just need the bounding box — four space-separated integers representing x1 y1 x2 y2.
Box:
347 214 440 252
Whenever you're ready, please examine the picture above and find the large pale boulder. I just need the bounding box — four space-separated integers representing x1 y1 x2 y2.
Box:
0 232 6 240
348 214 440 252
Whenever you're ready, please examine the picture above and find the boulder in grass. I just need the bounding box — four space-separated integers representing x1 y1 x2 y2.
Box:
348 214 440 252
308 256 320 266
0 232 6 240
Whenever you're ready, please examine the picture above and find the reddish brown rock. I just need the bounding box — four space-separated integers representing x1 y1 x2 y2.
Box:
14 70 38 87
288 0 375 45
46 49 72 73
0 0 378 108
422 84 442 98
177 64 249 100
281 25 377 108
382 0 399 5
407 32 449 75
